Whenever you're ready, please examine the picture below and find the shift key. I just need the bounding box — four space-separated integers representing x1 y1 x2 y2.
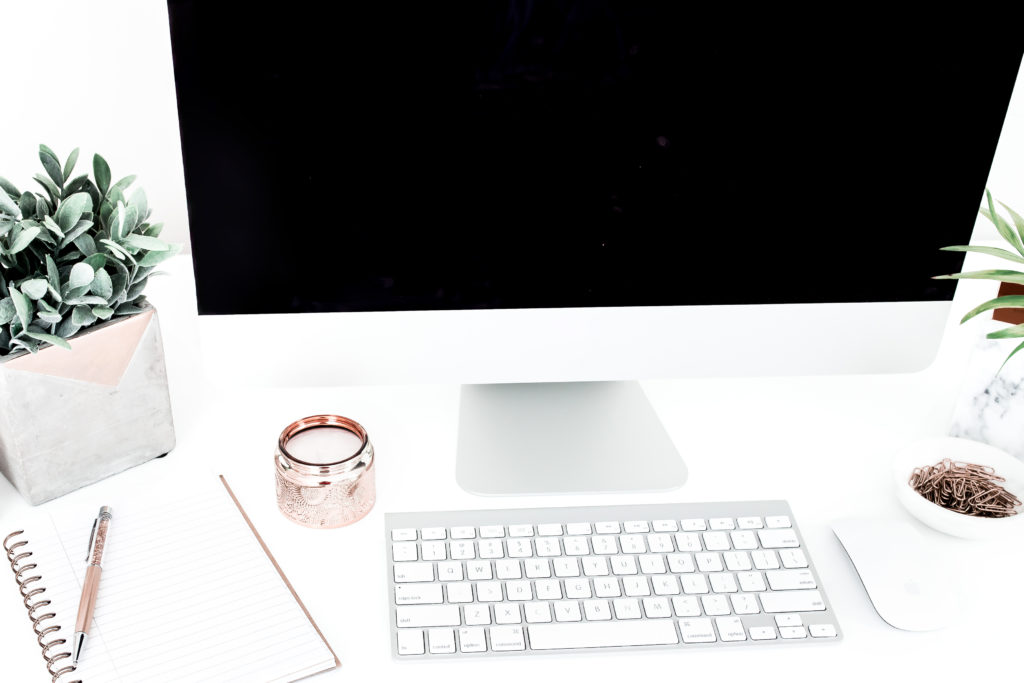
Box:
759 589 826 613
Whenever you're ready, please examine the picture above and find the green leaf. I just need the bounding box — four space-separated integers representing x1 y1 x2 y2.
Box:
997 340 1024 374
110 200 127 240
83 253 107 271
63 173 89 196
122 233 170 251
65 293 110 306
934 269 1024 285
93 154 111 196
0 176 20 198
138 242 182 266
20 279 49 300
32 173 60 205
54 191 93 233
126 277 148 301
997 200 1024 249
115 303 145 316
45 255 60 291
73 234 96 257
92 306 114 320
24 331 71 350
6 226 41 255
110 175 136 196
0 298 14 325
10 288 32 331
987 323 1024 340
36 311 63 325
90 268 113 299
17 192 35 218
100 238 134 263
940 245 1024 265
983 189 1024 255
144 222 163 238
42 215 64 238
59 219 94 248
69 262 95 289
129 187 148 220
62 147 80 182
71 305 97 326
123 203 139 235
960 295 1024 324
39 145 64 189
0 189 18 216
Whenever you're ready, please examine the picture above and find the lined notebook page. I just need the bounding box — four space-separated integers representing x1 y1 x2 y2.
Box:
39 477 338 683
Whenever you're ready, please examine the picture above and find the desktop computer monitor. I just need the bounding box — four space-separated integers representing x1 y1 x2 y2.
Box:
166 2 1022 495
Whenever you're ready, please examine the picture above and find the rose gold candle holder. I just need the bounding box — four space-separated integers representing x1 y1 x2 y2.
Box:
275 415 376 528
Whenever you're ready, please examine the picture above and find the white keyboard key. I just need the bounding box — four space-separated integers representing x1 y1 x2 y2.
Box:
478 539 504 559
701 594 731 616
564 537 590 556
738 516 764 529
709 573 737 593
696 552 724 572
775 614 802 627
647 533 674 553
780 626 808 639
638 554 666 574
730 530 759 551
620 534 647 554
538 524 563 536
421 527 446 540
567 523 593 535
652 575 680 595
709 517 735 530
752 550 780 570
480 525 505 538
780 548 809 569
702 531 730 551
723 551 752 571
525 559 552 578
667 553 695 573
583 599 612 620
809 623 838 638
421 541 447 561
467 561 493 580
554 557 580 577
495 604 523 624
758 528 799 549
622 576 651 597
766 569 817 591
594 578 622 598
396 605 461 628
394 562 434 583
624 521 650 533
437 561 464 581
465 604 491 626
681 518 707 531
679 618 716 643
613 598 642 619
681 574 709 594
392 542 418 562
451 526 476 539
506 580 533 601
653 519 678 532
760 589 826 613
450 541 476 560
535 579 562 600
397 629 425 655
476 581 504 602
737 571 767 593
509 524 534 537
490 625 526 651
392 528 417 541
591 536 618 555
525 601 553 623
565 579 593 599
611 555 639 575
459 627 487 652
749 626 777 641
672 595 701 617
730 593 760 615
583 557 610 577
535 538 561 557
595 521 621 534
528 620 678 650
446 582 474 603
716 617 746 641
675 532 702 552
766 516 792 529
554 600 582 622
507 539 533 558
429 628 456 654
496 559 522 580
642 597 672 618
395 584 444 605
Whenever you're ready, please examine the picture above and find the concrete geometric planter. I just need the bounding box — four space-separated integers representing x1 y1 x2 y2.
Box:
0 305 175 504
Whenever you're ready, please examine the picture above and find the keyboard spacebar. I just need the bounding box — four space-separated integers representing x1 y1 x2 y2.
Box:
528 621 679 650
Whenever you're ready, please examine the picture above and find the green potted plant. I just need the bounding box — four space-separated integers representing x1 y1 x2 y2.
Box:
0 145 180 504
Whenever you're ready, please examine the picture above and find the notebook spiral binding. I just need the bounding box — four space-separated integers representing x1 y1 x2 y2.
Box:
4 530 82 683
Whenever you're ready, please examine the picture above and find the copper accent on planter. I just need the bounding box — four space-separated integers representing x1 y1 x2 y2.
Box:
275 415 376 528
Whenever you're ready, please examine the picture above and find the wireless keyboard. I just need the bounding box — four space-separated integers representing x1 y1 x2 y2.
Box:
385 501 841 658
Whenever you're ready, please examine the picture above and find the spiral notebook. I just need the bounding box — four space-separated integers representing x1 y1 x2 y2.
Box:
3 476 340 682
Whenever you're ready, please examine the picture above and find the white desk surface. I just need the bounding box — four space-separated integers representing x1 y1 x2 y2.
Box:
1 257 1021 682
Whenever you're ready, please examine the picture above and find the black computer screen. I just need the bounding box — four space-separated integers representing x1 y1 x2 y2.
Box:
166 2 1022 315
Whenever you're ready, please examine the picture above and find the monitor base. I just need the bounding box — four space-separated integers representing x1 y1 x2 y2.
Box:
456 381 687 496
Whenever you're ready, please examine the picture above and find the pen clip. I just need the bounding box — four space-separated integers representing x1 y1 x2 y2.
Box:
85 517 98 563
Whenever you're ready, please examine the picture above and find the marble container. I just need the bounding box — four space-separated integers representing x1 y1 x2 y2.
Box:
949 321 1024 461
0 307 176 504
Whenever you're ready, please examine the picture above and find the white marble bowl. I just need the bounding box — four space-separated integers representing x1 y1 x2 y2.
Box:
893 437 1024 539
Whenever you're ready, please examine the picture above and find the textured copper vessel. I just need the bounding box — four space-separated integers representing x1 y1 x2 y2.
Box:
275 415 376 528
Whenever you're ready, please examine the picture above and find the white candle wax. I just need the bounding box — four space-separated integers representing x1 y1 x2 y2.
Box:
286 426 364 464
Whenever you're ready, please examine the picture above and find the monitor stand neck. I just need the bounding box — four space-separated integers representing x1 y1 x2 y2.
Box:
456 381 687 496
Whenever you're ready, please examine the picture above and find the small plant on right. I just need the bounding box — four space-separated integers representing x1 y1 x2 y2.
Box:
935 189 1024 370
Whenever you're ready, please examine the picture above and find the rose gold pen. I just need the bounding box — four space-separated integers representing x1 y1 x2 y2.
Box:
72 506 113 666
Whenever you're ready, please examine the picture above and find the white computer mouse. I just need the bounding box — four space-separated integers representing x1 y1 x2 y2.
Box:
832 517 958 631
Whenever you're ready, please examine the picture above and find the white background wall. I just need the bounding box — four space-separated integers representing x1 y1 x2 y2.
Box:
2 1 1023 250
